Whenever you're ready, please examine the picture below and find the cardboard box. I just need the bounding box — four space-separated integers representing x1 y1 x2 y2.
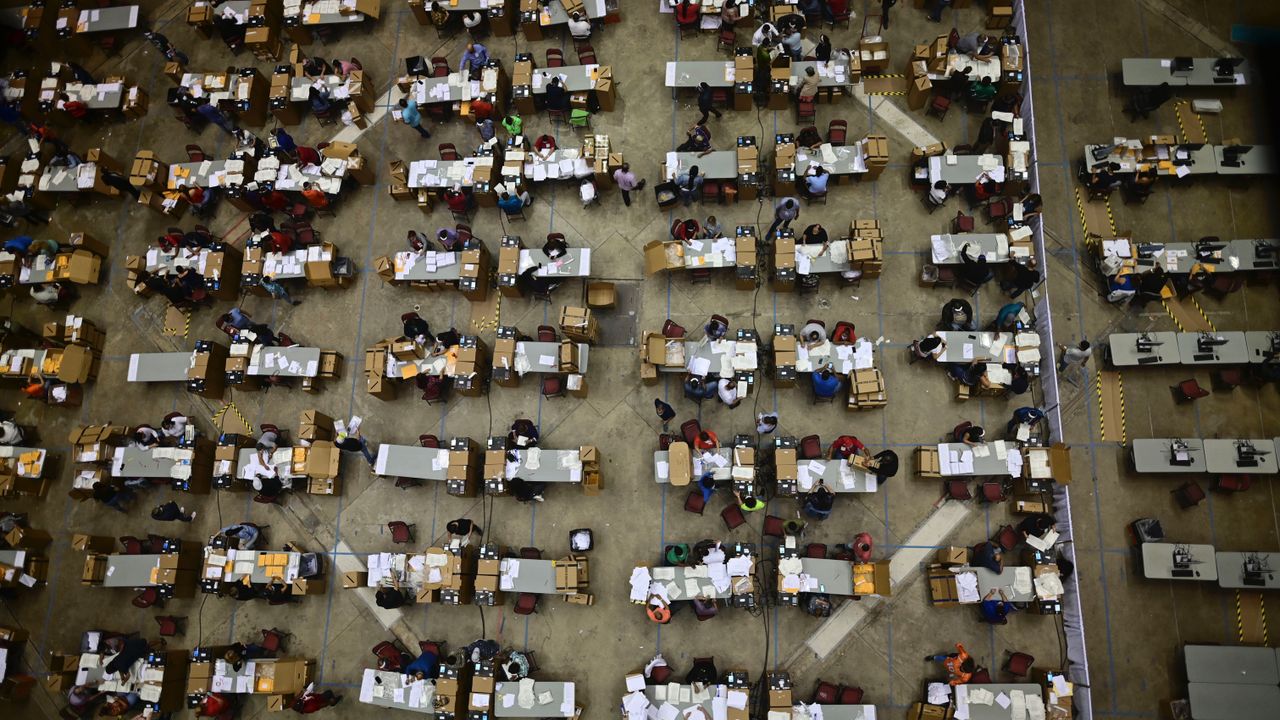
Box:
558 340 580 373
342 571 367 588
937 547 968 566
5 527 50 549
81 555 107 584
775 448 797 480
71 534 114 553
304 441 340 479
667 442 691 486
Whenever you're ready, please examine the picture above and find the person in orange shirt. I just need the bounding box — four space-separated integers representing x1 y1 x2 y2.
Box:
300 182 329 209
925 643 975 685
694 430 719 451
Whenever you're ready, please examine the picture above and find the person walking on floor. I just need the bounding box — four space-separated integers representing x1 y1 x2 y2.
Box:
151 501 196 522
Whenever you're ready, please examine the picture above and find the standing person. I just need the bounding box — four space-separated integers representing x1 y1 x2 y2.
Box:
654 399 676 428
397 98 431 139
500 112 523 136
476 116 495 142
143 31 189 65
925 643 974 685
458 42 489 78
613 163 645 207
259 274 302 306
291 685 342 714
766 197 800 238
446 518 482 544
336 426 377 467
926 0 952 22
880 0 897 29
100 169 140 200
696 82 722 125
92 481 133 513
197 100 235 133
151 501 196 522
1057 340 1092 383
676 165 703 206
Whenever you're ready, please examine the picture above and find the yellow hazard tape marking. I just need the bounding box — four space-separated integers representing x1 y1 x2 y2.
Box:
1116 371 1127 444
1238 590 1245 642
863 73 906 79
1073 187 1098 252
1262 592 1269 645
1104 195 1116 235
1161 299 1185 332
212 401 251 434
1187 294 1216 332
1094 372 1105 440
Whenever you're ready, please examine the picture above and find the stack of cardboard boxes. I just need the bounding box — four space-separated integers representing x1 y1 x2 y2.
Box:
734 225 757 290
268 65 298 125
554 556 587 595
917 34 950 76
45 650 78 693
733 52 755 111
849 219 884 279
558 306 598 344
773 332 797 389
475 551 502 604
129 150 168 195
767 59 791 111
455 245 491 301
385 159 414 202
446 441 478 497
41 312 105 386
580 445 601 495
300 351 342 393
766 674 793 716
363 342 394 399
775 445 797 490
771 231 796 291
862 134 889 180
187 341 228 399
322 141 374 186
771 137 795 195
907 58 932 110
915 445 942 478
244 0 283 60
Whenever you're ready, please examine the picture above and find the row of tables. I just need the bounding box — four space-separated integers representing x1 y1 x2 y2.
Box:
1085 141 1275 176
1094 236 1279 276
1106 330 1278 366
1141 543 1279 589
1184 644 1279 720
1129 437 1279 475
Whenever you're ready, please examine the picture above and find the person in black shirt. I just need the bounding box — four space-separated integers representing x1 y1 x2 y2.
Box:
376 586 408 609
871 449 899 482
696 82 722 125
403 313 433 343
544 78 570 112
958 243 993 287
508 477 546 503
800 223 830 254
1001 259 1041 298
543 234 569 259
104 637 151 677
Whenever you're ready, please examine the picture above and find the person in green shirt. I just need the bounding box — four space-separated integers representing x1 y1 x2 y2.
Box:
501 112 523 137
734 489 766 512
969 76 997 103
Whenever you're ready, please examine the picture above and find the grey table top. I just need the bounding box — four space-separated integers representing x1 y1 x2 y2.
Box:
374 444 452 480
1174 332 1249 365
75 5 139 33
955 684 1044 720
518 247 591 277
795 143 867 177
506 447 581 483
928 154 1004 185
1230 240 1280 271
1142 542 1218 581
358 669 435 713
407 157 494 189
513 341 590 374
1187 683 1280 720
1083 142 1218 175
1215 552 1280 590
934 331 1015 363
665 61 734 88
392 250 463 280
169 160 235 189
1215 145 1276 175
295 1 371 25
493 681 575 717
501 557 557 594
1107 332 1181 366
640 563 740 600
243 345 322 377
640 684 739 717
785 707 875 720
64 82 124 110
529 65 601 94
1131 438 1207 473
794 456 877 493
111 446 178 479
37 162 99 192
127 352 191 383
446 0 502 10
796 557 853 595
237 447 306 481
930 233 1009 265
102 554 163 588
655 338 758 375
1120 58 1251 87
218 549 304 584
1246 331 1280 363
964 565 1037 602
1204 438 1278 474
667 150 739 180
410 75 468 105
795 243 853 274
1185 644 1279 684
653 447 735 483
936 441 1019 477
0 549 25 567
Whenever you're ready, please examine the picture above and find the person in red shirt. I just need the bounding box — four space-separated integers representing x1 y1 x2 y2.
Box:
296 145 322 166
291 687 342 714
829 435 868 460
59 93 88 119
672 218 700 242
471 96 494 120
184 185 211 209
674 0 699 28
267 230 293 254
694 430 719 451
300 183 329 209
926 643 974 686
444 188 471 214
262 190 288 212
197 692 235 718
158 232 184 252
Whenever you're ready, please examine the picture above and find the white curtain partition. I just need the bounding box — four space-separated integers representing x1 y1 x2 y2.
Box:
1015 1 1093 717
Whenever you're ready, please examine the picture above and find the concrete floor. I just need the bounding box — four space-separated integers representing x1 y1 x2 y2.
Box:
2 1 1279 718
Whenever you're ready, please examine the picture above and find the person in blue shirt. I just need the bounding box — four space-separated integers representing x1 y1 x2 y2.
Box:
308 86 333 115
397 98 431 139
973 541 1003 573
405 649 439 680
994 302 1025 331
196 100 234 133
497 190 533 215
979 588 1016 624
803 480 835 520
459 42 489 77
697 471 716 504
704 314 728 340
3 235 34 255
812 368 841 399
1006 406 1045 438
803 166 829 198
476 117 495 143
272 128 297 158
676 124 713 155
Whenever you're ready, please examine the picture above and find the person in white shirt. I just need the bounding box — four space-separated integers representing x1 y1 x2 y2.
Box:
717 378 741 408
567 13 592 41
0 420 24 446
756 413 778 434
160 412 188 440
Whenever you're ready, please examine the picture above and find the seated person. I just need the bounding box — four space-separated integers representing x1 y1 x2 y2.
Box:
1086 163 1121 193
800 320 827 347
829 435 867 460
672 218 701 242
940 298 974 331
677 124 713 155
955 423 986 445
800 223 830 254
704 315 728 340
802 166 830 198
508 476 547 503
911 333 946 361
1017 512 1056 539
972 541 1003 573
812 368 841 399
509 419 539 447
375 586 408 609
980 588 1016 624
533 133 557 160
994 302 1026 331
544 78 571 113
542 234 568 259
968 76 997 103
955 32 996 60
405 648 439 679
694 430 719 451
796 125 823 150
958 243 994 286
803 481 835 520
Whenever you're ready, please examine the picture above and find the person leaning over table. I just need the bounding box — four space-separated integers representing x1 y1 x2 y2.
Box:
955 423 985 445
801 165 830 199
677 123 713 155
829 434 869 460
676 165 703 207
673 0 699 29
459 42 489 78
800 320 827 348
796 124 823 150
300 182 329 210
375 585 408 609
803 480 835 520
716 377 741 408
956 32 996 60
733 489 766 513
979 588 1016 624
994 301 1025 332
969 76 997 103
958 243 994 287
796 66 820 102
800 222 830 255
972 541 1003 573
544 76 571 113
812 367 842 399
1018 512 1057 540
702 215 723 238
1000 256 1040 298
500 112 522 137
542 233 568 259
694 429 720 452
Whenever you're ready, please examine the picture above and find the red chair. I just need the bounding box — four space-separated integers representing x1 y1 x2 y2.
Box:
132 587 162 609
995 525 1018 551
980 480 1008 503
546 48 565 68
119 536 144 555
705 24 732 52
658 434 674 451
662 319 686 338
702 180 722 204
711 89 730 108
945 480 972 501
419 640 443 657
1004 651 1035 677
797 98 815 125
260 628 289 654
288 220 320 247
431 57 450 77
1212 368 1244 390
763 515 786 538
970 668 993 684
186 144 206 162
927 95 951 120
1213 475 1252 493
680 420 702 445
537 325 558 342
155 616 183 637
986 198 1013 222
514 592 539 615
577 46 597 65
953 211 975 233
837 686 864 704
146 535 169 553
649 665 673 684
519 547 542 559
439 143 460 161
684 490 707 515
1171 379 1211 402
827 10 852 29
951 421 974 443
1173 481 1206 509
721 504 746 530
418 375 448 404
418 434 440 448
805 543 827 559
799 435 822 460
827 119 847 146
541 375 566 399
811 680 838 705
387 521 415 544
372 641 406 671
